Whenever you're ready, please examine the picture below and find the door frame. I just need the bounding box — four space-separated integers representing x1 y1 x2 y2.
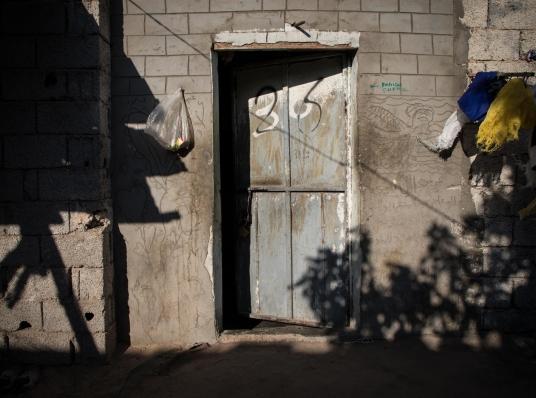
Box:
211 30 361 332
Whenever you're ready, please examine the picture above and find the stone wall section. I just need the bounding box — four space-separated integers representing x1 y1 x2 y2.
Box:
0 0 115 363
461 0 536 333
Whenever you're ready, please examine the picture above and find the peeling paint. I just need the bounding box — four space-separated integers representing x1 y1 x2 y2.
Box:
203 226 215 302
215 24 359 49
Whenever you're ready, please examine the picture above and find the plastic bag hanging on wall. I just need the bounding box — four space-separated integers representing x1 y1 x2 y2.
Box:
145 88 195 155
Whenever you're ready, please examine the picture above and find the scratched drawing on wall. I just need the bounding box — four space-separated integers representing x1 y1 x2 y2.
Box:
360 96 461 193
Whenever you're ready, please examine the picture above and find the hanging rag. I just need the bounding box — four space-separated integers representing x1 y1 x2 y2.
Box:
519 197 536 220
417 108 469 154
458 72 506 122
476 79 536 152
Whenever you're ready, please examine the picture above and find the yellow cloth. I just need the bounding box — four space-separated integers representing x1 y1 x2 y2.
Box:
477 79 536 152
519 197 536 220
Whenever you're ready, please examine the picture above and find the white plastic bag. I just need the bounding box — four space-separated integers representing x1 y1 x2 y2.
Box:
417 108 469 155
145 88 194 153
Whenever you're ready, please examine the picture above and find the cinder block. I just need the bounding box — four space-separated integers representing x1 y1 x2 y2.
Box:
401 34 432 54
339 12 379 32
481 278 512 308
39 170 107 201
483 60 536 74
468 29 520 61
37 102 101 134
1 1 65 34
130 77 167 95
127 36 165 56
400 0 428 13
319 0 360 11
514 218 536 246
210 0 262 12
111 77 130 95
483 247 536 277
0 300 42 332
42 299 108 333
167 76 212 93
114 14 144 36
112 56 145 77
68 137 100 168
73 327 116 360
469 155 516 187
400 75 435 96
465 278 512 308
521 31 536 55
78 266 114 300
359 74 401 95
37 36 104 69
482 217 514 247
188 55 211 75
489 0 536 29
380 13 411 32
0 203 70 235
3 267 73 303
4 135 66 169
3 330 73 364
232 11 285 31
146 56 188 76
433 35 453 55
361 0 398 11
166 34 213 55
0 38 35 68
0 171 24 201
263 0 286 10
189 13 233 34
513 278 536 309
418 55 454 75
66 0 109 38
1 71 65 101
127 0 165 14
0 235 39 268
285 11 338 30
431 0 453 14
145 14 189 35
166 0 209 12
69 200 111 233
412 14 453 34
41 227 109 268
435 76 464 97
287 0 317 9
481 309 536 332
23 171 38 201
460 0 488 28
382 54 417 73
0 103 35 134
359 32 400 52
358 53 381 73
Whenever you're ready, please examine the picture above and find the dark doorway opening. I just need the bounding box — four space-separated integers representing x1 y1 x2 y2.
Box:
218 50 353 331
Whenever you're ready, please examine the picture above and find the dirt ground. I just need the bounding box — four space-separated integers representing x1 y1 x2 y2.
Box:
5 335 536 398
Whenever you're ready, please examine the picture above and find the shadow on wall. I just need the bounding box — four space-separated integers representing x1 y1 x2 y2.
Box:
0 0 113 363
111 0 211 346
295 133 536 345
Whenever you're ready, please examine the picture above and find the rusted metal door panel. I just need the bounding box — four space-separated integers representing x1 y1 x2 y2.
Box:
321 192 348 326
289 57 346 189
251 192 292 319
234 64 289 189
291 192 323 323
291 192 347 325
233 55 349 327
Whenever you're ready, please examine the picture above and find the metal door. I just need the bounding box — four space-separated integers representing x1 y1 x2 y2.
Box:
233 55 349 327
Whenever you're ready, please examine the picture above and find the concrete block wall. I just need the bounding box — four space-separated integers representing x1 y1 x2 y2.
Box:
461 0 536 333
110 0 536 345
0 0 115 363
